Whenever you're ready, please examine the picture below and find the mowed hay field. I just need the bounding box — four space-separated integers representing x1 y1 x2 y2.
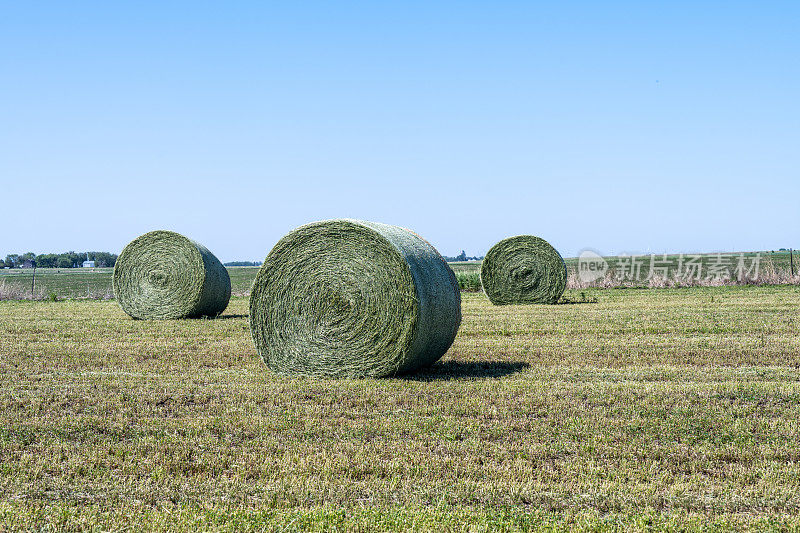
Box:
2 285 800 530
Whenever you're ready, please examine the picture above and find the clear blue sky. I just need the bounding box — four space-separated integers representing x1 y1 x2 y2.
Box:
2 2 798 261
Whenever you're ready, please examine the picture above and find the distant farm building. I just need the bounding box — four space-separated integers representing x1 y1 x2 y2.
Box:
82 253 95 268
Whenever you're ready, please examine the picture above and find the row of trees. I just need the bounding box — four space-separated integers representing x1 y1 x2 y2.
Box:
2 252 118 269
223 261 262 267
443 250 483 262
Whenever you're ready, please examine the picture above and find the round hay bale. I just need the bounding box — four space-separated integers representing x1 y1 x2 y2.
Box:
480 235 566 305
113 230 231 319
249 219 461 378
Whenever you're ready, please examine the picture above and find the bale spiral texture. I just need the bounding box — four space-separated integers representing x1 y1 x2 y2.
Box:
250 219 461 378
114 230 231 319
481 235 566 305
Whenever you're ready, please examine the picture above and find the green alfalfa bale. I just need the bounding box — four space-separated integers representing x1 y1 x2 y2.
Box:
480 235 566 305
113 230 231 319
249 219 461 378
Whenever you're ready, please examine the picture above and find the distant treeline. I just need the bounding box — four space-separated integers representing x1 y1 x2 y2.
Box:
3 252 118 269
443 250 483 262
224 261 262 267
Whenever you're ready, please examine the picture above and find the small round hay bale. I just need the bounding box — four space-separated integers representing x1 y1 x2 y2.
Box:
113 230 231 319
480 235 566 305
249 219 461 378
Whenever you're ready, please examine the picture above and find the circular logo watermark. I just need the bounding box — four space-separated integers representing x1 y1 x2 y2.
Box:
578 249 608 283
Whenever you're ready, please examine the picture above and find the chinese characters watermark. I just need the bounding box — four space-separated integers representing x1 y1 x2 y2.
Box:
578 252 761 283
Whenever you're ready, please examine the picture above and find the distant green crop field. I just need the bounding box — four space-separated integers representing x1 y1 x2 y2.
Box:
448 261 482 273
0 251 796 299
1 286 800 529
1 264 474 298
0 266 261 299
0 267 114 298
227 266 260 294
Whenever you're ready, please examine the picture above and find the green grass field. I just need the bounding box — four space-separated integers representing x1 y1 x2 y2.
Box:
2 285 800 530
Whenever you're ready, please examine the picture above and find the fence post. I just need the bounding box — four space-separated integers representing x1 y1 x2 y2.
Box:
791 249 795 277
31 262 37 298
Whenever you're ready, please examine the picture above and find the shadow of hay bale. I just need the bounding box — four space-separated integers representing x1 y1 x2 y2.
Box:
403 361 529 381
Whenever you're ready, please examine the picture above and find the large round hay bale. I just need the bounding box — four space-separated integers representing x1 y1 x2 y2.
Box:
249 219 461 378
480 235 566 305
113 230 231 319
